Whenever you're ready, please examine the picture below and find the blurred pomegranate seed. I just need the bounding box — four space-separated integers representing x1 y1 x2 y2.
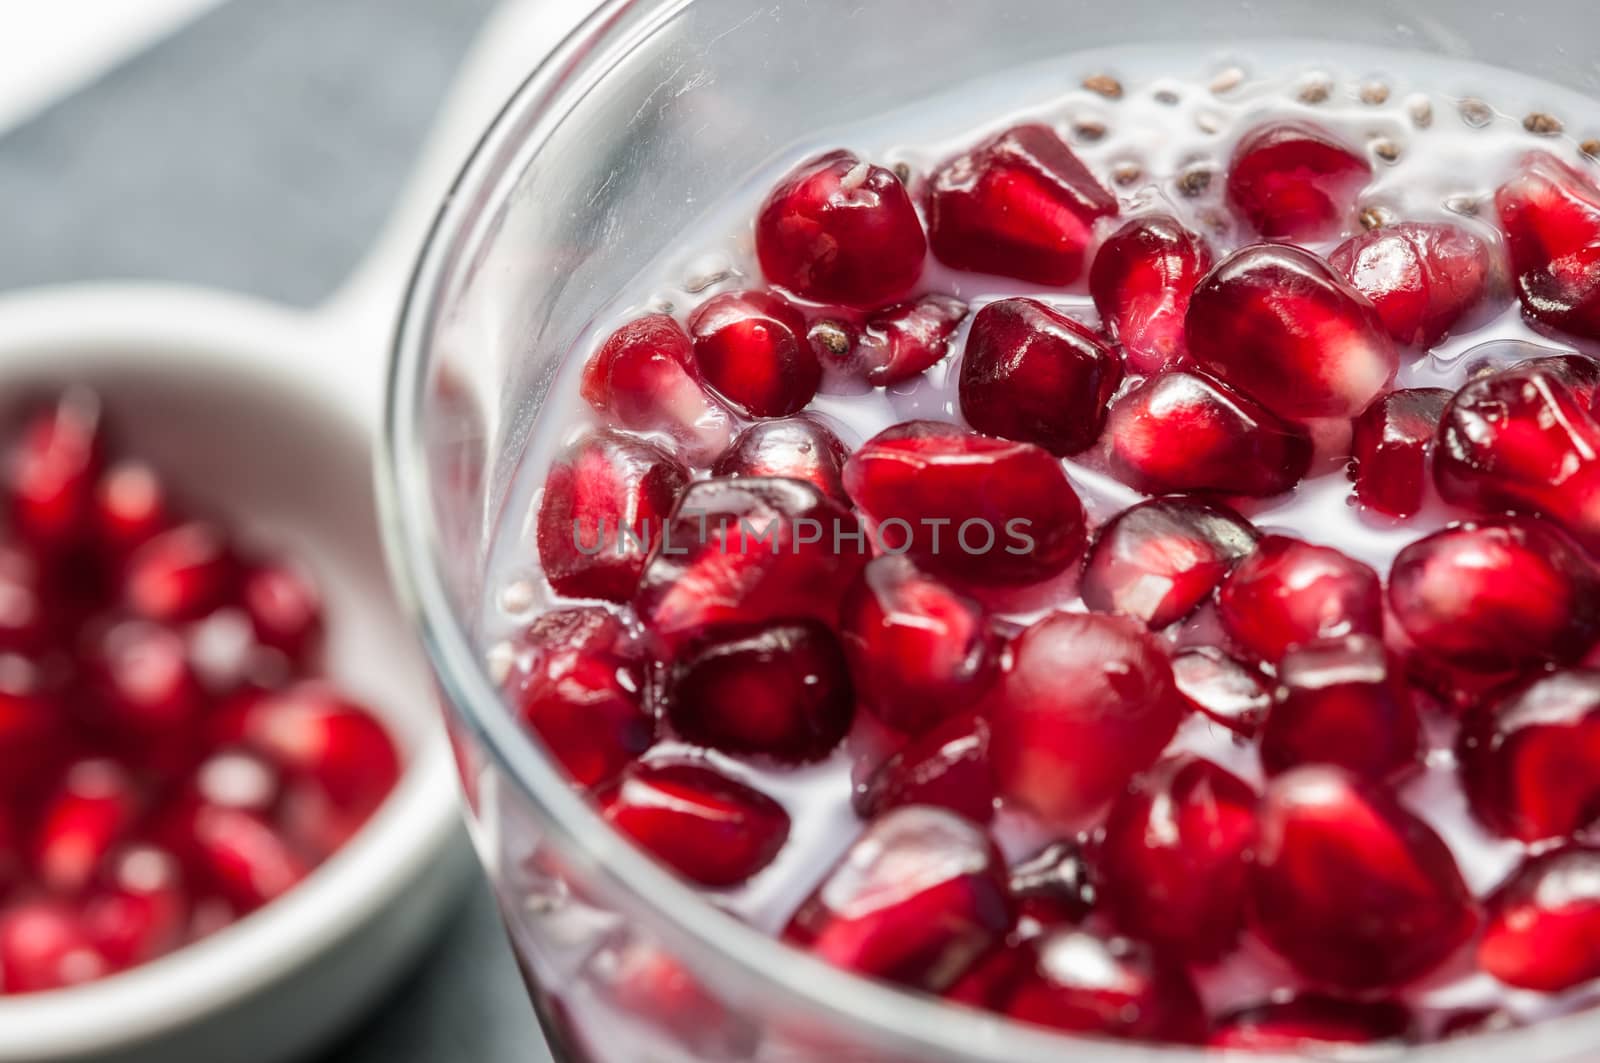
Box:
1009 841 1097 928
855 712 995 823
927 123 1118 285
784 806 1011 992
840 555 1000 734
1249 766 1477 988
1080 497 1259 629
1349 388 1452 518
81 617 206 740
666 620 853 763
1217 535 1383 663
843 420 1086 585
1098 754 1258 960
1226 121 1372 240
987 612 1186 827
688 290 821 417
1209 995 1416 1051
1105 370 1313 497
1089 214 1214 372
1495 151 1600 339
600 762 789 888
1388 518 1600 673
756 150 925 308
856 294 969 387
1187 243 1398 419
1480 847 1600 991
711 416 850 504
0 543 50 654
580 314 734 464
124 522 239 624
181 803 307 913
959 298 1123 456
1261 635 1421 781
6 388 106 550
32 759 143 894
591 937 757 1059
1439 1008 1522 1038
1330 221 1498 347
81 844 188 970
0 899 108 992
0 656 73 801
504 607 654 790
536 431 689 603
92 460 172 562
1171 647 1273 738
240 561 323 663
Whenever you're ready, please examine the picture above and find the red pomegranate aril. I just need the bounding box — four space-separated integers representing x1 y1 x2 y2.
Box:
1480 846 1600 992
840 555 1000 735
711 416 850 504
0 899 108 992
0 658 72 801
33 759 143 894
1081 497 1259 629
6 388 106 550
1439 1008 1522 1039
240 560 322 663
591 937 758 1060
82 617 205 739
600 762 789 888
1009 841 1097 928
926 123 1118 285
1089 214 1214 373
855 713 995 824
783 806 1011 993
857 294 969 387
987 612 1186 827
1187 243 1398 419
124 522 238 624
635 477 867 647
1330 221 1499 347
183 803 308 913
0 543 49 654
1171 646 1272 737
1349 388 1452 518
536 430 689 603
81 844 188 969
1496 151 1600 339
666 620 853 763
756 150 926 309
1388 518 1600 673
1458 669 1600 842
1099 754 1258 961
1209 995 1416 1051
1226 121 1372 240
843 420 1086 585
959 298 1123 457
687 290 821 418
1217 535 1383 663
581 314 734 464
1261 635 1421 781
92 460 171 562
1250 766 1477 988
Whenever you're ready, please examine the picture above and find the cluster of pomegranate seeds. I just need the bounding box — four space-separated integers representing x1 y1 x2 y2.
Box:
0 390 398 994
523 78 1600 1052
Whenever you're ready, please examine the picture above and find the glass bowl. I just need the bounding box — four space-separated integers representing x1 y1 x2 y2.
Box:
381 0 1600 1059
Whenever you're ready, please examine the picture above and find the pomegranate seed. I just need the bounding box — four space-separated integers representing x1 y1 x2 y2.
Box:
92 460 172 562
182 803 307 913
81 617 206 739
0 657 72 801
6 388 106 550
504 607 654 790
1225 121 1372 240
1187 243 1398 419
711 416 850 504
1439 1008 1521 1038
240 560 322 663
926 123 1118 285
843 420 1086 585
1009 841 1097 928
0 899 108 992
755 150 926 308
1458 669 1600 842
1434 357 1600 549
1105 370 1313 497
1261 635 1421 781
666 620 853 763
0 542 50 653
1089 214 1214 373
1209 995 1416 1051
1217 535 1383 663
988 612 1186 826
32 759 143 894
600 762 789 888
840 555 1000 734
950 929 1205 1044
81 844 188 969
687 290 821 417
959 298 1123 456
124 522 239 623
1480 846 1600 992
591 937 757 1059
783 806 1011 992
854 712 995 823
1495 151 1600 339
1330 221 1499 347
580 314 734 464
536 430 689 603
1099 754 1258 960
1388 518 1600 673
1171 647 1272 737
635 477 867 647
856 294 969 387
1349 388 1452 518
1249 766 1477 988
1080 497 1259 629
